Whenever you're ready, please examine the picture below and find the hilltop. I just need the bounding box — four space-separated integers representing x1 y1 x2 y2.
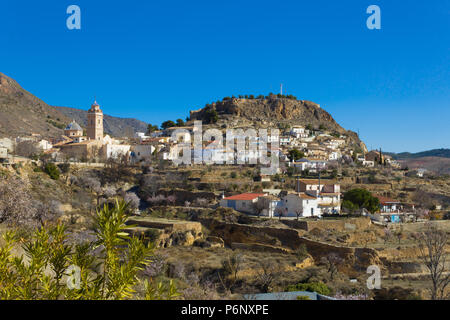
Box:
0 72 148 138
189 95 363 146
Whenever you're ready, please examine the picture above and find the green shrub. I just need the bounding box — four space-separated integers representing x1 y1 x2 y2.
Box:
44 163 60 180
0 200 179 300
296 295 311 300
287 281 331 296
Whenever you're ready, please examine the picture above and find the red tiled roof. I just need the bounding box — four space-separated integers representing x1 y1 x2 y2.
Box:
223 193 265 201
375 195 401 205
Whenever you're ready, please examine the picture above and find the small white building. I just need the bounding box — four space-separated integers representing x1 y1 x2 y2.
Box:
291 158 328 172
290 126 308 139
281 192 320 217
131 144 156 163
0 146 7 159
36 139 53 151
362 160 375 167
104 144 131 159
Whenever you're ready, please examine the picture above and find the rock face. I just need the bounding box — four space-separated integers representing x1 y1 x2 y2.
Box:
189 97 361 143
200 218 382 272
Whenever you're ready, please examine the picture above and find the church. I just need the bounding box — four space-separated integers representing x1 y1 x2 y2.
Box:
53 101 131 162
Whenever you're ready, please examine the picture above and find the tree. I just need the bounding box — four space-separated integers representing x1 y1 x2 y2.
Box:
218 253 242 294
161 120 176 130
321 253 343 281
274 207 284 220
176 119 185 127
288 149 305 162
417 223 449 300
147 124 159 134
342 189 380 213
124 192 140 212
341 200 359 213
204 108 218 124
0 175 38 227
252 200 266 218
255 260 276 293
15 140 39 158
295 208 303 221
33 199 63 227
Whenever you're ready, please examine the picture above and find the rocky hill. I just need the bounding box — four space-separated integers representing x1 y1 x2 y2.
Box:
0 72 71 138
55 106 148 138
189 96 363 145
0 72 148 138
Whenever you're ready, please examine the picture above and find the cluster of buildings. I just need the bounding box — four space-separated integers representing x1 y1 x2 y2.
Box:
219 178 341 218
0 101 156 164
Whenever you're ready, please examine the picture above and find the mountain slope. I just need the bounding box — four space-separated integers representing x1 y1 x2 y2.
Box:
388 149 450 160
399 157 450 175
0 73 70 138
0 72 148 139
55 106 148 138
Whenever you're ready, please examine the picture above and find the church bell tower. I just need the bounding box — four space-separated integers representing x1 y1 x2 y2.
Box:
87 100 103 141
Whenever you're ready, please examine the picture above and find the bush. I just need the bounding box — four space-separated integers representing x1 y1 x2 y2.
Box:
287 281 331 296
230 172 237 179
44 163 60 180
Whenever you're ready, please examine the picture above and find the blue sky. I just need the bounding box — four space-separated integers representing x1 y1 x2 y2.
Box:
0 0 449 153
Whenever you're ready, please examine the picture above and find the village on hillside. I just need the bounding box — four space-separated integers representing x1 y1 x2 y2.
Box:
0 97 449 301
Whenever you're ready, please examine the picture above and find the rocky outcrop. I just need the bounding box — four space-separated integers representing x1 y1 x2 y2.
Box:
124 217 203 248
189 97 362 144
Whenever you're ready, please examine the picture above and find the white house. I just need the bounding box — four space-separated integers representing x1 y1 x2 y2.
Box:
256 195 283 217
290 126 308 139
362 160 375 167
135 132 151 141
328 151 341 161
0 138 14 152
36 139 53 151
281 192 320 217
295 179 341 214
131 144 156 163
104 144 131 159
291 158 328 172
279 136 291 146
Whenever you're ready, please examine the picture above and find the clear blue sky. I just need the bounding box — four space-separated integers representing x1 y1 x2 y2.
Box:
1 0 449 153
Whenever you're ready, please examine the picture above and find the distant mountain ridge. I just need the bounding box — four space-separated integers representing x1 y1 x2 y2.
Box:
386 149 450 160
